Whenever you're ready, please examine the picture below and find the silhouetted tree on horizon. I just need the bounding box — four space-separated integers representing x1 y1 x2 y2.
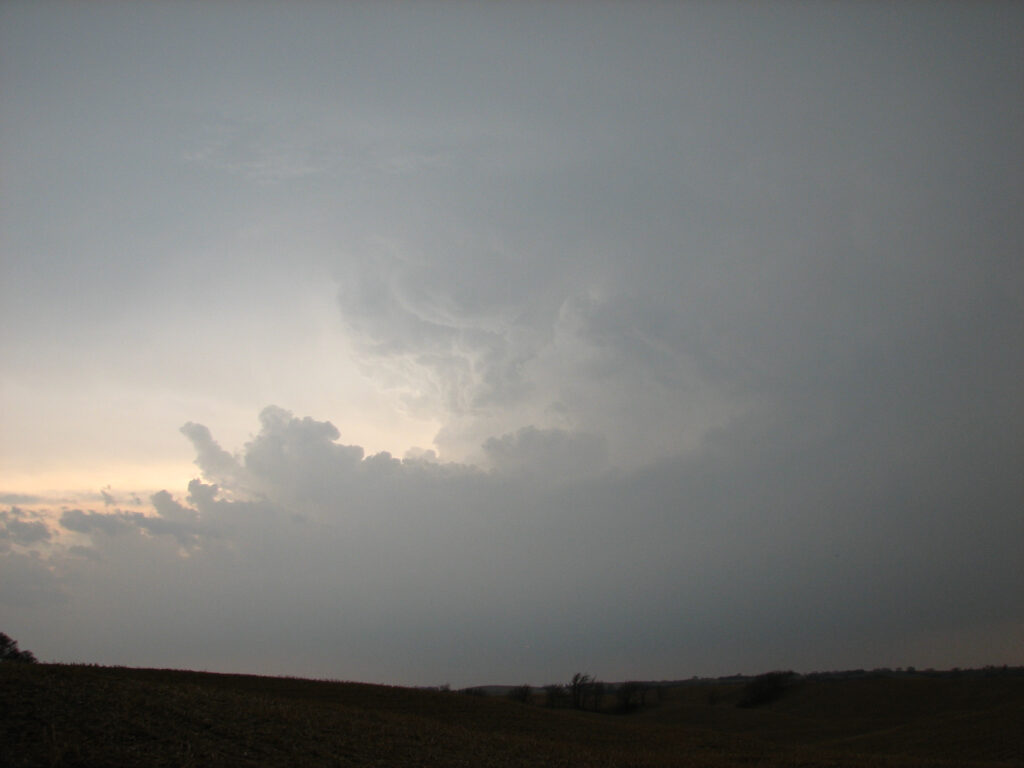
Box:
507 684 533 704
544 683 569 708
616 681 649 713
0 632 37 663
738 671 798 708
570 672 593 710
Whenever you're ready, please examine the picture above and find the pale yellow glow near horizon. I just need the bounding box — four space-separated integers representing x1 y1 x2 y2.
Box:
0 461 198 504
1 412 445 508
0 282 448 505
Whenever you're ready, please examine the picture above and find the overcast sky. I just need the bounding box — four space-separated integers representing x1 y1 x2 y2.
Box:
1 1 1022 687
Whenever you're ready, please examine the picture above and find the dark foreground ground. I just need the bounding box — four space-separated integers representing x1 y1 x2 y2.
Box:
2 663 1023 767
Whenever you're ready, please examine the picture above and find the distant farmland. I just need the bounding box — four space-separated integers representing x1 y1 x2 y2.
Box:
2 663 1022 767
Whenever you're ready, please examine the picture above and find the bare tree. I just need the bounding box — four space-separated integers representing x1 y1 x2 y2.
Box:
569 672 593 710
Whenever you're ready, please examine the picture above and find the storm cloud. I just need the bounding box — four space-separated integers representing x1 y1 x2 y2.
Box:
3 394 1020 686
1 2 1022 685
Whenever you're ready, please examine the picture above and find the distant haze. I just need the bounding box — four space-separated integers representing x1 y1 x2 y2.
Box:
1 2 1021 687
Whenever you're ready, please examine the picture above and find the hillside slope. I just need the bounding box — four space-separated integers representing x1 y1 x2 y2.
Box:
2 664 1021 767
641 674 1024 765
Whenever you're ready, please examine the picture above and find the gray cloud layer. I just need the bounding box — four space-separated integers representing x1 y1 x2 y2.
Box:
313 3 1024 467
1 2 1022 685
4 396 1022 685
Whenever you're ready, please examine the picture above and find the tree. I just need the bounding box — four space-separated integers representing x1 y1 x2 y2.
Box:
569 672 593 710
543 683 569 708
0 632 37 663
737 671 797 708
615 681 648 713
507 684 533 704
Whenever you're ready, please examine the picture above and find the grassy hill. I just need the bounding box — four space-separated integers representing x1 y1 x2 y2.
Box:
3 663 1022 767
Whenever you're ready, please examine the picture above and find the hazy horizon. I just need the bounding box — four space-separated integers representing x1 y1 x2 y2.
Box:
2 1 1022 688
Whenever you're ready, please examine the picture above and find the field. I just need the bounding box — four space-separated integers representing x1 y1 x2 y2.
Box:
3 664 1023 767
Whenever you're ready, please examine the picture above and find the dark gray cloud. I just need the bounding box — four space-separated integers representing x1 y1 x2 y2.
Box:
59 509 134 537
317 2 1023 465
60 503 205 548
482 426 607 481
0 508 52 547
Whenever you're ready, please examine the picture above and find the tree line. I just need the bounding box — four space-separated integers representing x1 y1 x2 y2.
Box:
502 673 655 713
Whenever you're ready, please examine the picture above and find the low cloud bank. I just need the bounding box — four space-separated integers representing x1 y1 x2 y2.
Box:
2 401 1021 686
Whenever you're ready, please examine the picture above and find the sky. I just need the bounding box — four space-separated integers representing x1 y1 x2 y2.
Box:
1 1 1022 688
